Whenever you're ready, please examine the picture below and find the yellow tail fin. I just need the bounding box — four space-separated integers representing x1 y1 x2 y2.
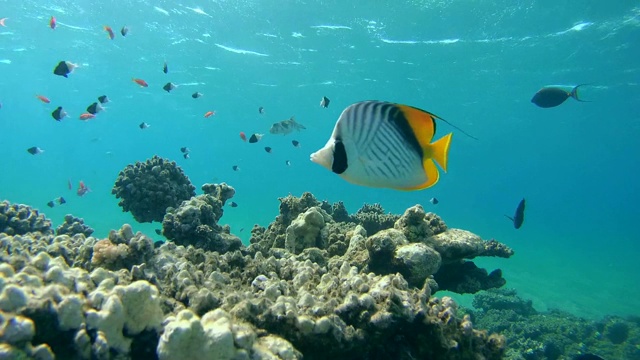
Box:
430 133 452 172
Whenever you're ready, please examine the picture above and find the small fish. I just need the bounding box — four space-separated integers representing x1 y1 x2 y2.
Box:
47 201 55 208
36 95 51 104
104 26 115 40
320 96 330 108
249 133 263 143
310 101 452 190
285 160 291 166
139 122 150 129
86 102 104 115
53 61 78 78
79 113 95 120
191 92 202 99
264 146 272 153
51 106 67 121
68 179 72 190
258 106 265 114
0 101 2 109
120 26 128 37
204 111 215 118
97 95 109 104
291 140 300 147
0 18 7 27
505 198 525 229
183 153 190 159
77 181 90 197
269 116 306 135
229 201 238 208
163 82 177 92
180 147 190 153
27 146 44 155
232 165 240 171
531 84 590 108
163 61 168 74
155 229 162 235
574 355 605 360
429 197 439 205
57 197 66 205
49 16 56 30
239 228 244 232
239 132 247 142
132 78 148 87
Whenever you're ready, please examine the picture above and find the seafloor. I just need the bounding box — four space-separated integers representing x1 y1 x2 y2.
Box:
0 156 638 360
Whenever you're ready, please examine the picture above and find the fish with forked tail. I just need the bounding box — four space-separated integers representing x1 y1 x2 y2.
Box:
505 198 525 229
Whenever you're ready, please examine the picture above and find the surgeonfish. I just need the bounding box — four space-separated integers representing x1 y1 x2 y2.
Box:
310 100 452 190
531 84 589 108
53 61 78 78
505 198 526 229
320 96 330 108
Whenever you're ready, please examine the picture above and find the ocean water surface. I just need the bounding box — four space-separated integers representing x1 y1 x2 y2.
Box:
1 0 639 321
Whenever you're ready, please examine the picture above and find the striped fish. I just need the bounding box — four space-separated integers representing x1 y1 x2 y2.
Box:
310 101 452 190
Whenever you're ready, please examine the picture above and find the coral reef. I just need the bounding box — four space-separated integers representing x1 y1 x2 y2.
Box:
0 201 52 236
470 289 640 360
162 183 242 253
55 214 94 237
0 193 515 359
111 156 196 223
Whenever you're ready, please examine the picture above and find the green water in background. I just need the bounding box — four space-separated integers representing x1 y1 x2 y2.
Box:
0 1 638 320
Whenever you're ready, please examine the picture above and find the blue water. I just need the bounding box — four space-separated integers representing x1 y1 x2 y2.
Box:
1 1 638 320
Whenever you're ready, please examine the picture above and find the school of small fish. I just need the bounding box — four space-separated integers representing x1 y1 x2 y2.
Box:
0 15 592 230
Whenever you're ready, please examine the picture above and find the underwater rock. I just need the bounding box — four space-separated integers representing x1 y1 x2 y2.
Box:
394 204 447 242
352 203 399 236
90 224 155 271
162 183 242 253
111 156 196 223
284 207 330 254
0 200 52 236
425 228 514 264
55 214 94 237
472 288 537 316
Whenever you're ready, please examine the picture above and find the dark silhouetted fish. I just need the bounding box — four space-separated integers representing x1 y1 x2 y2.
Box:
292 140 300 147
86 102 104 115
27 146 44 155
120 26 129 37
139 122 150 129
285 160 291 166
98 95 109 104
53 61 78 78
47 201 55 208
249 133 263 143
264 147 272 153
505 198 525 229
232 165 239 171
192 92 202 99
57 197 66 205
430 197 439 205
320 96 330 108
155 229 162 235
229 201 238 207
258 106 265 114
531 84 590 108
163 82 176 92
183 153 190 159
51 106 67 121
163 61 168 74
574 354 605 360
180 147 189 153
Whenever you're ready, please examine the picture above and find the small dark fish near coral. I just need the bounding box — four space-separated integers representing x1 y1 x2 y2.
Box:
155 229 162 235
163 82 177 93
573 354 605 360
269 116 305 135
86 102 104 115
120 26 129 37
139 122 150 129
192 92 202 99
51 106 67 121
47 197 66 207
505 198 525 229
430 197 439 205
249 133 263 143
291 140 300 148
180 147 189 154
27 146 44 155
53 60 78 78
264 146 272 153
531 84 590 108
98 95 110 104
183 153 190 159
229 201 238 207
320 96 330 108
232 165 240 171
258 106 265 114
